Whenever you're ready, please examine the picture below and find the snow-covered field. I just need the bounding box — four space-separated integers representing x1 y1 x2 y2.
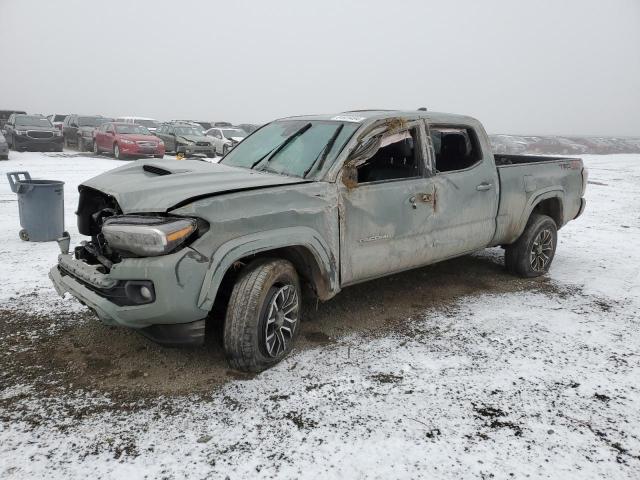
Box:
0 152 639 479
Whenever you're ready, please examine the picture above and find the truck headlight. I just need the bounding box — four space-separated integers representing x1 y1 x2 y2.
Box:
102 215 198 256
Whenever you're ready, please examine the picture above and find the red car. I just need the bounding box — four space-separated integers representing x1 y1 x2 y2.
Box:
93 122 165 160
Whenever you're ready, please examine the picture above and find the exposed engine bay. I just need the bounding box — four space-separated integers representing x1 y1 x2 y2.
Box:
74 186 206 273
75 186 122 271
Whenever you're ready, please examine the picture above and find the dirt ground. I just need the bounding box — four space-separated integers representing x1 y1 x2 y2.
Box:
0 248 567 411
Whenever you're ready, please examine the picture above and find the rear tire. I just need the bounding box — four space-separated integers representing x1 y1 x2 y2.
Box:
505 213 557 277
78 137 85 152
223 259 301 372
94 140 100 155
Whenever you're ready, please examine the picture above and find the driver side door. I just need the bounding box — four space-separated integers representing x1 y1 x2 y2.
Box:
339 122 438 285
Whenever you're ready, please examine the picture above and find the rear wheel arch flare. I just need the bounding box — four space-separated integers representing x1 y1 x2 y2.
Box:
532 197 563 228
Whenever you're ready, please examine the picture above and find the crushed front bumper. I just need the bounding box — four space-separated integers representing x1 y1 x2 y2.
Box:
49 248 210 345
176 144 215 156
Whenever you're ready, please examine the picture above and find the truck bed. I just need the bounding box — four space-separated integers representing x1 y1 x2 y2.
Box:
494 154 576 166
491 153 585 246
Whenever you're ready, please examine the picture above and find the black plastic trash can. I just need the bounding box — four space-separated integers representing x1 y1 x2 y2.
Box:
6 171 67 242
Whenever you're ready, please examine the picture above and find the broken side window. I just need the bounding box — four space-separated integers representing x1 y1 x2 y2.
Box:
355 127 422 183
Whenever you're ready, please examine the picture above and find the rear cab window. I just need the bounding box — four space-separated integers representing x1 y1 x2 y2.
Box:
429 125 482 173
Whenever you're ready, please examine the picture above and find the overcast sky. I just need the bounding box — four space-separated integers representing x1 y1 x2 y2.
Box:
1 0 638 136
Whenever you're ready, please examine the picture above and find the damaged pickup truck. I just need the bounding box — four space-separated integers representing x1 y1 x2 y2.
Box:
49 110 588 372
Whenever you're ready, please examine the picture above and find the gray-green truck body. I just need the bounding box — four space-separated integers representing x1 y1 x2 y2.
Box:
50 110 587 354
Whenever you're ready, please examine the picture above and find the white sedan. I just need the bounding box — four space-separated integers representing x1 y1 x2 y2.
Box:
205 127 247 156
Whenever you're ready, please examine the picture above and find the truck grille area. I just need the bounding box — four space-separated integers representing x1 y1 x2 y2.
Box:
196 141 210 147
28 131 54 138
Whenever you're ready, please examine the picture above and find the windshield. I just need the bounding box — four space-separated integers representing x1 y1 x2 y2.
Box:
15 116 53 127
53 115 67 122
135 119 158 128
116 124 152 135
221 128 246 138
78 116 111 127
221 120 359 178
174 126 205 136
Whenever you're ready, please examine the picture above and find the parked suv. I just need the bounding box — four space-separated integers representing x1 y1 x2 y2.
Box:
63 115 112 151
205 126 247 155
94 122 165 160
155 123 216 157
3 114 63 151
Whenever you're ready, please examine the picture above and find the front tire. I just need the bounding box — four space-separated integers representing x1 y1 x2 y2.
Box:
505 213 557 277
113 143 123 160
78 137 85 152
224 259 301 372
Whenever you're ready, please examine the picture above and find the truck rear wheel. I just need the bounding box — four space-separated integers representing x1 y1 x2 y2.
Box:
505 213 557 277
223 259 301 372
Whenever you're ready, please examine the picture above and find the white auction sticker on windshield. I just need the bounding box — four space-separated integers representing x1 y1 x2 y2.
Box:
331 115 366 123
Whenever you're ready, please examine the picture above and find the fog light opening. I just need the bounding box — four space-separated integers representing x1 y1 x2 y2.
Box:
139 285 152 301
124 280 156 305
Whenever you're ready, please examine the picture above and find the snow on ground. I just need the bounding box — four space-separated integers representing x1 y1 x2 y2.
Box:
0 152 639 479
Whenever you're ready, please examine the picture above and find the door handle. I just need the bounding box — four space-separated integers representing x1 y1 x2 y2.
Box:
476 183 493 191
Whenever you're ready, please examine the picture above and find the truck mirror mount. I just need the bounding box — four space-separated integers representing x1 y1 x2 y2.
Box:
342 164 358 189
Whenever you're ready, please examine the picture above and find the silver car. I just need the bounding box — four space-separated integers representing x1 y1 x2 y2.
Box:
205 127 247 156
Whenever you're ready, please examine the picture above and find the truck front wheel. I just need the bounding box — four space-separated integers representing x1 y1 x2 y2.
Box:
505 213 557 277
223 259 301 372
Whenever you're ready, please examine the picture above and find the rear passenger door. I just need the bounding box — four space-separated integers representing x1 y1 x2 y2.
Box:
426 122 499 258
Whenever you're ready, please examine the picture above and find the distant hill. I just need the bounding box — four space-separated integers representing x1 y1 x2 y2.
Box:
489 135 640 155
